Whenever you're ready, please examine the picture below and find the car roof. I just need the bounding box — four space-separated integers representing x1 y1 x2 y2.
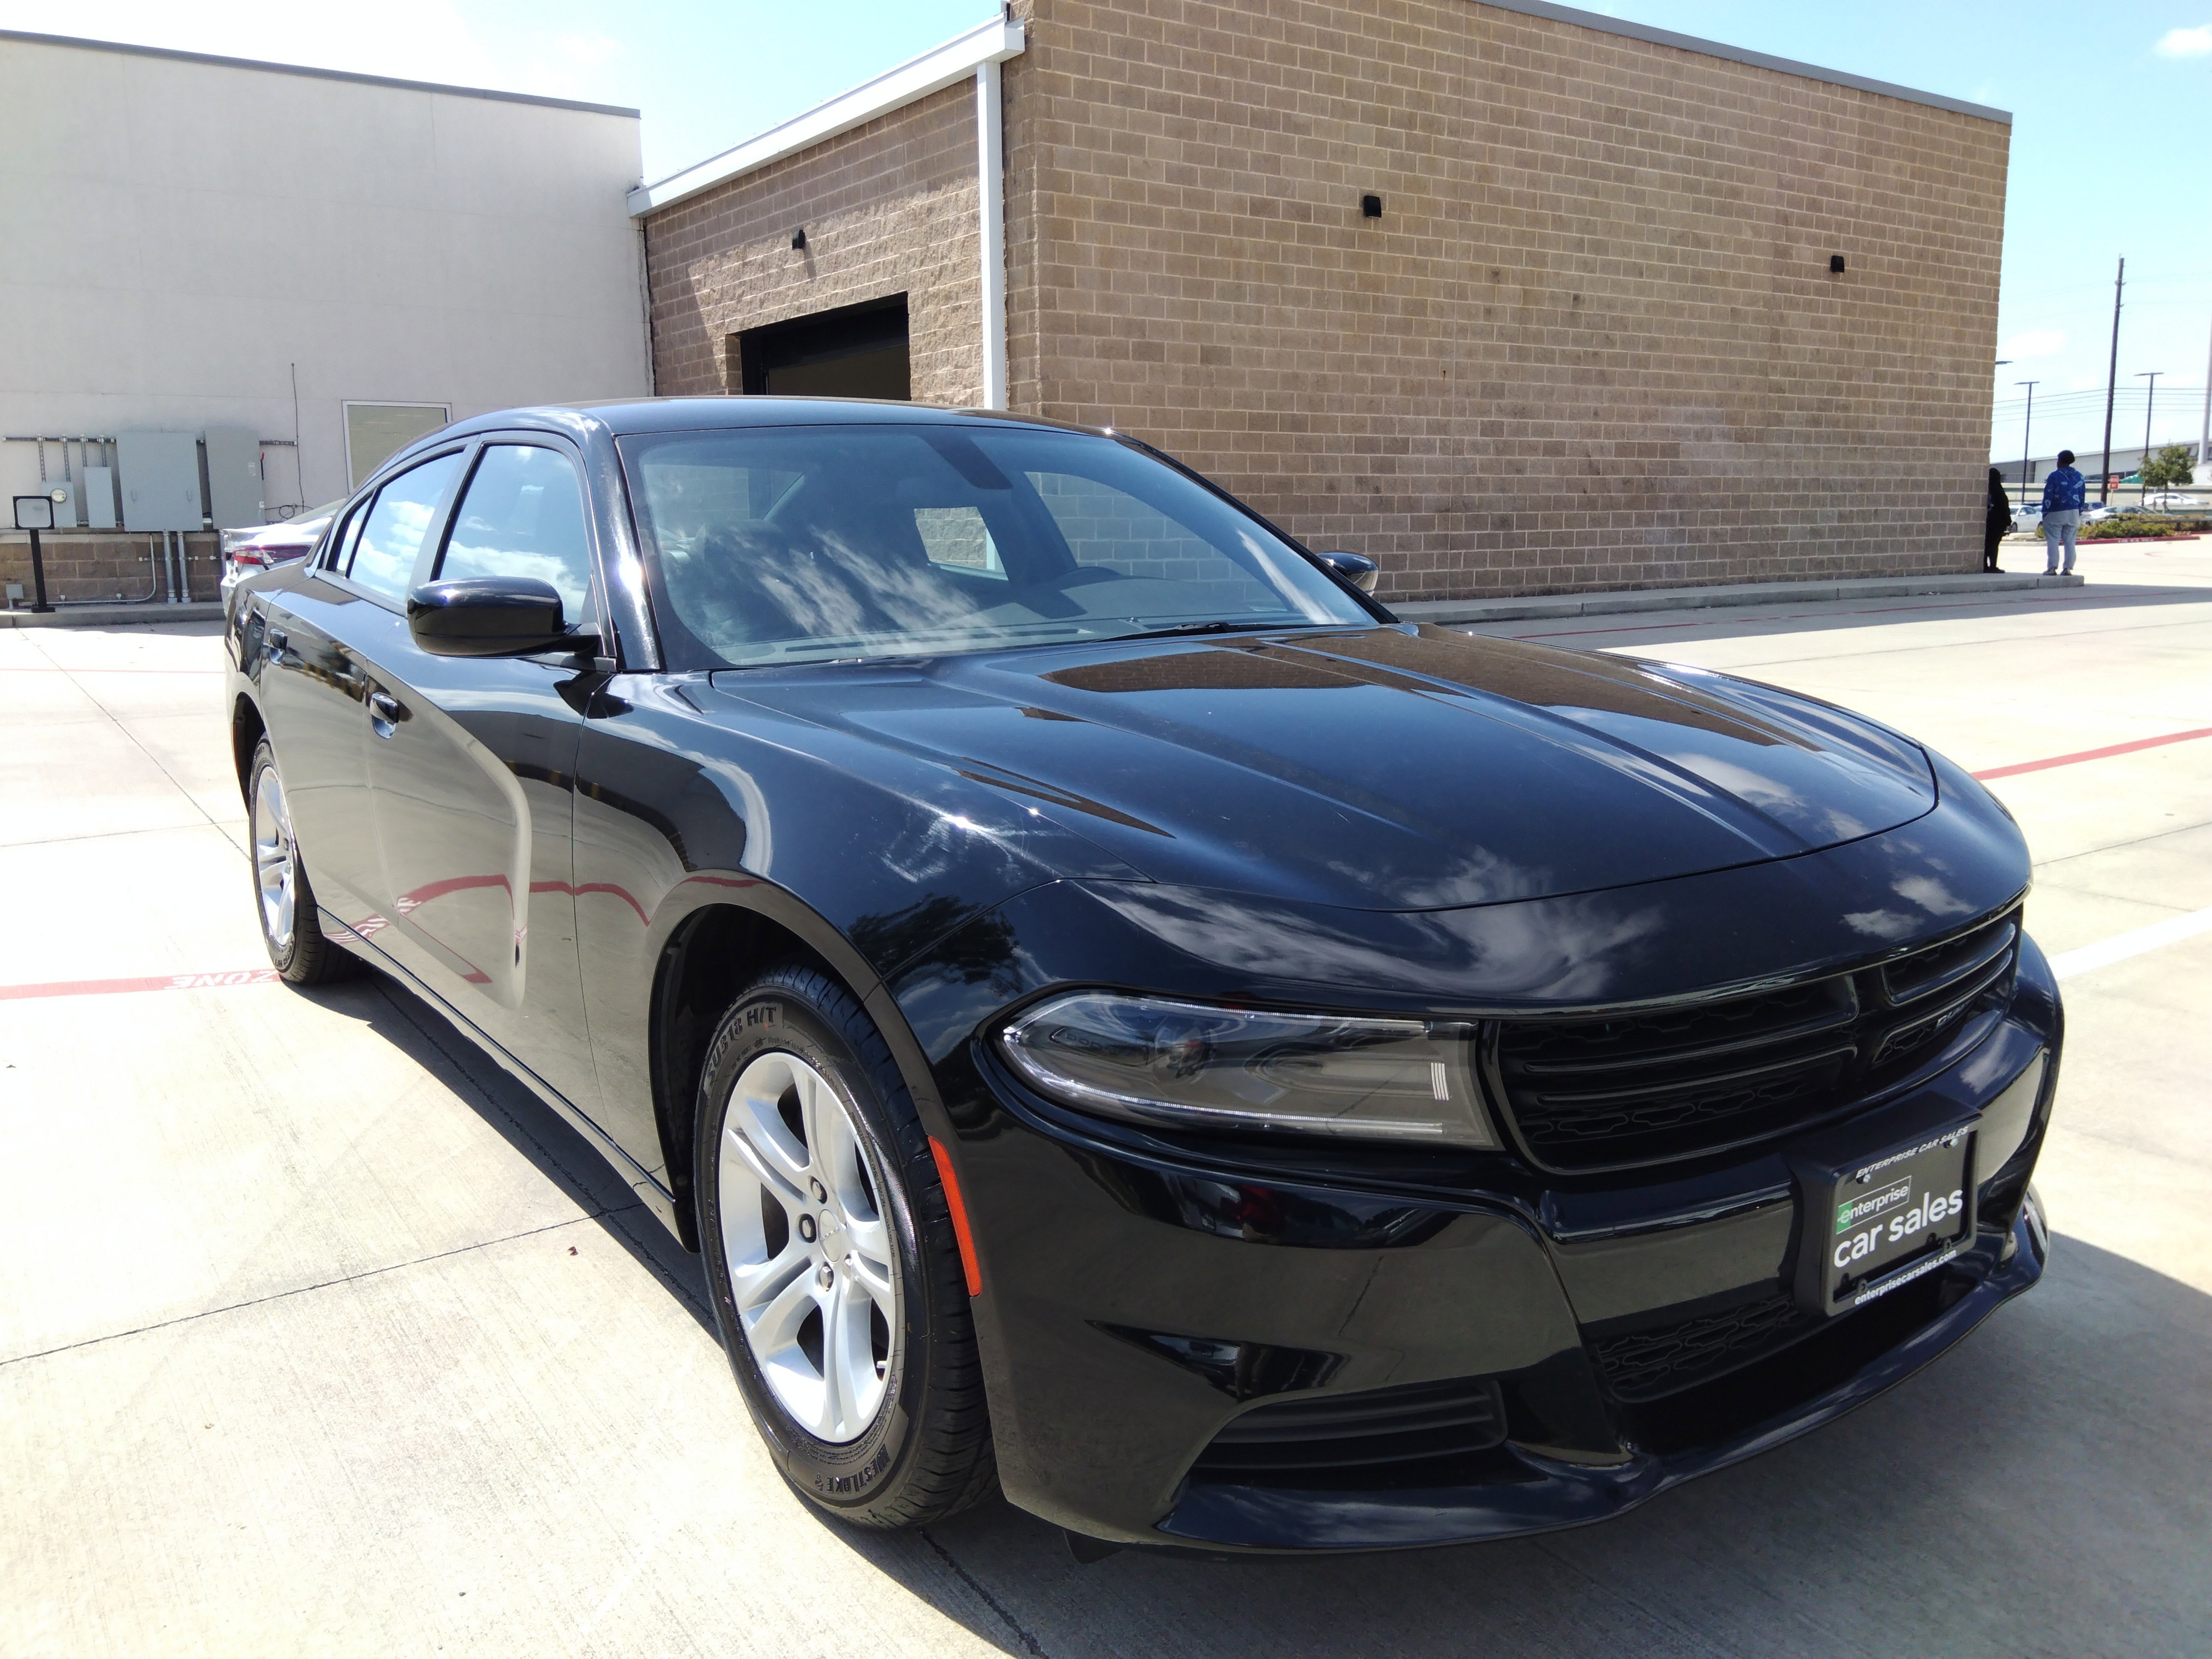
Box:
438 397 1113 444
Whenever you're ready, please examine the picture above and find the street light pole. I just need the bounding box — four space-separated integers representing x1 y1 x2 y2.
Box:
2136 371 2162 503
2099 257 2124 506
2016 381 2039 498
2201 314 2211 478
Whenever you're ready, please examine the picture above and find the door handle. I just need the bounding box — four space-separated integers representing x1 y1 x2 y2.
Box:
368 690 403 737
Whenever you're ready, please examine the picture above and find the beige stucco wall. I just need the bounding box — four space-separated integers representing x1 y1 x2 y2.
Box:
643 0 2010 602
0 33 651 517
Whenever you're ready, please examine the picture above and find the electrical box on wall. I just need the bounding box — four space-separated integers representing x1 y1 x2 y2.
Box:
203 427 264 530
45 482 78 528
118 431 205 532
82 467 118 530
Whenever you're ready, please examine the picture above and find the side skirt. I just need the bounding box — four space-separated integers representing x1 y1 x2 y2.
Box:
323 906 685 1244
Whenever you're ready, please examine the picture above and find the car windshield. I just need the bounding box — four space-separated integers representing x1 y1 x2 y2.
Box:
618 423 1369 669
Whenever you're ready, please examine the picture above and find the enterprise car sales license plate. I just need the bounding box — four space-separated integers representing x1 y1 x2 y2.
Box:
1817 1128 1973 1313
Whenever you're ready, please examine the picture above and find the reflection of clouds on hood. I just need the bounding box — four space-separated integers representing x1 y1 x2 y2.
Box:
1891 874 1975 918
1845 871 1978 940
1086 884 1665 1003
1843 909 1921 941
1666 751 1869 844
1323 846 1555 908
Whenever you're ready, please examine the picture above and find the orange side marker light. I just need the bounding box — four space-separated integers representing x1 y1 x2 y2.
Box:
928 1136 983 1297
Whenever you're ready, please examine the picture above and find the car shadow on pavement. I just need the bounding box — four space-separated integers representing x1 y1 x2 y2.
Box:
827 1234 2212 1658
325 967 717 1336
290 960 2212 1653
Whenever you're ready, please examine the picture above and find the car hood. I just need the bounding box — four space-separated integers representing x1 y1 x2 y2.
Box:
708 624 1938 911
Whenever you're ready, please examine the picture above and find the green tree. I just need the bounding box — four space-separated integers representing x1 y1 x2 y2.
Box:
2141 444 2195 490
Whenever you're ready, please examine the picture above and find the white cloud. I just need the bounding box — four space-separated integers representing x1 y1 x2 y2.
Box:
2001 329 2067 360
2155 23 2212 56
553 31 624 70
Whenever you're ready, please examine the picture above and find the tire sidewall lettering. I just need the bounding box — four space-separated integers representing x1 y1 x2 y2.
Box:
696 984 926 1506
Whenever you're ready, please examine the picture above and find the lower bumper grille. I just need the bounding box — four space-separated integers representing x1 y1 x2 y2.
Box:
1190 1376 1506 1485
1588 1293 1819 1401
1490 909 2020 1171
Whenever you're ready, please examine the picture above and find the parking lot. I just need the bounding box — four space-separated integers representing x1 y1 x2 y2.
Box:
4 542 2209 1656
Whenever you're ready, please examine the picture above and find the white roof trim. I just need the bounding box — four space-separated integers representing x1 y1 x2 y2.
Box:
630 17 1025 219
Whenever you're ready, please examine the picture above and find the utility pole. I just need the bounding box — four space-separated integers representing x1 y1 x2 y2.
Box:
2135 371 2162 503
2016 381 2039 498
2098 257 2124 505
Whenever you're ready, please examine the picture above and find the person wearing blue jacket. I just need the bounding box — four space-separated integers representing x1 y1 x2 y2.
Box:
2040 450 2086 575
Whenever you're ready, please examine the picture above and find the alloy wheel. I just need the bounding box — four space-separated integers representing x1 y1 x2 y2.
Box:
253 765 298 959
718 1051 901 1443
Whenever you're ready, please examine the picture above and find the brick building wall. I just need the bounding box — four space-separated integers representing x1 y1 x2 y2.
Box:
644 0 2009 603
645 83 985 405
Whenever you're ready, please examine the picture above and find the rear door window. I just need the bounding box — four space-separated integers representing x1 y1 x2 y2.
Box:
346 451 463 602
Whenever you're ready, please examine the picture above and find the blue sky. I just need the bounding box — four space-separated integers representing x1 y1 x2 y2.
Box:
7 0 2207 459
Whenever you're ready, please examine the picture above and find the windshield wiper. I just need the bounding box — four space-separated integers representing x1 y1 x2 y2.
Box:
1101 619 1299 643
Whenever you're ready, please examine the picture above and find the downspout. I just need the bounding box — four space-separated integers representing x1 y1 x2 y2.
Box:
638 211 659 397
976 57 1007 410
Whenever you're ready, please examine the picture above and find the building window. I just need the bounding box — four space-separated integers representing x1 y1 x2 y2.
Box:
344 402 452 489
737 296 910 399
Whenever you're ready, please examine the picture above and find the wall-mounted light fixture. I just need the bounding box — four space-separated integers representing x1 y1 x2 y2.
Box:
1829 254 1846 273
1361 194 1383 219
791 227 808 250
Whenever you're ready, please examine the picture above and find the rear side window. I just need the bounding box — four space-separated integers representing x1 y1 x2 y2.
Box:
435 444 596 626
326 502 367 573
346 452 463 602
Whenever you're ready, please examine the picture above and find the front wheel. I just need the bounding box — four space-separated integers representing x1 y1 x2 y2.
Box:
248 737 353 985
695 962 994 1527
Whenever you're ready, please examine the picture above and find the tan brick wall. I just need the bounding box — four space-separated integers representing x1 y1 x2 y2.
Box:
1012 0 2008 601
0 532 218 604
645 0 2008 602
644 83 985 405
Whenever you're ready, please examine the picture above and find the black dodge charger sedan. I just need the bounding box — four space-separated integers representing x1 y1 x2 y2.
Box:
225 398 2058 1554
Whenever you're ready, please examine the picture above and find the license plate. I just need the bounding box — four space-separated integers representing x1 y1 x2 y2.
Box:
1801 1127 1974 1315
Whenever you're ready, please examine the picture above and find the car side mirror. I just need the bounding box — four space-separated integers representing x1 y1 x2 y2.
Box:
1315 550 1379 594
407 576 581 657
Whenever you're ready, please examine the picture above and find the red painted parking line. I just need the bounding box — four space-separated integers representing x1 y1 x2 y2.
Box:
1972 727 2212 781
0 969 279 1001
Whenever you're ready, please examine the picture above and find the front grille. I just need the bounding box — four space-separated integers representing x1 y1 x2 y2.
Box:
1588 1293 1819 1401
1491 910 2020 1171
1189 1376 1506 1483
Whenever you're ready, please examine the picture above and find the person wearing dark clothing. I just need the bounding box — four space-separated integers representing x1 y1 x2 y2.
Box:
1984 467 2011 571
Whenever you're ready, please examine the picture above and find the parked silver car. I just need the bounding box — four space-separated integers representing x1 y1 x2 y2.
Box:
219 502 343 603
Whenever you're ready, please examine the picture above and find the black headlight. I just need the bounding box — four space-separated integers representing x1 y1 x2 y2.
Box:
998 991 1497 1148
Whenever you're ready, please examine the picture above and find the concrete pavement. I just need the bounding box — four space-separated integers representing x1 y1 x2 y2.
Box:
3 546 2209 1655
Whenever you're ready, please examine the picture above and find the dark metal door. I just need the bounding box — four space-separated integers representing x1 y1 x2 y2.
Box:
360 440 607 1117
255 586 382 926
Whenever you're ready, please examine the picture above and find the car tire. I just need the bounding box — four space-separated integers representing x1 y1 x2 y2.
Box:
248 736 354 986
694 961 996 1528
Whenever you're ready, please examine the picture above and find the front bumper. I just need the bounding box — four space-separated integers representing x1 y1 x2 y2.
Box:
1153 1198 2047 1551
915 930 2062 1554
